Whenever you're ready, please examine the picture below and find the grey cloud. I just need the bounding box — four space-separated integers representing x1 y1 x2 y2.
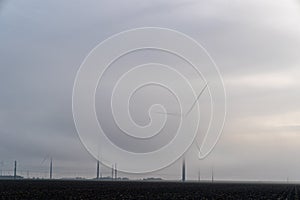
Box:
0 0 300 179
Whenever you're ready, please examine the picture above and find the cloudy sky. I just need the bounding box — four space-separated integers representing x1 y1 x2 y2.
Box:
1 0 300 181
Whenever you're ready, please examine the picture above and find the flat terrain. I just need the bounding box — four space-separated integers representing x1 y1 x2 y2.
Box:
0 180 299 199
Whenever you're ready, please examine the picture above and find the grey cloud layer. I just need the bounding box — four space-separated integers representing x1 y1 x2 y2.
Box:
0 0 300 180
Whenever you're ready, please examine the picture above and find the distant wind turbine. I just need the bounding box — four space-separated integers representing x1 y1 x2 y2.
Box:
155 82 208 182
41 155 53 179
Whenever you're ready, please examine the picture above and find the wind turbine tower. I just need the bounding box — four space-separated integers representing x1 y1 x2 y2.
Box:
212 166 214 183
114 163 117 180
111 164 114 180
96 160 100 180
182 157 186 182
14 161 17 179
50 157 53 179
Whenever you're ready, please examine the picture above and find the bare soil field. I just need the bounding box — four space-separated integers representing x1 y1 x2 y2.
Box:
0 180 298 199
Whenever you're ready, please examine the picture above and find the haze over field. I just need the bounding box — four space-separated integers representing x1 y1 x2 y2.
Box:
1 0 300 181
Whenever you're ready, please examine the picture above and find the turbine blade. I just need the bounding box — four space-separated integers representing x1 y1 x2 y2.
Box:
184 83 208 117
154 111 183 117
41 154 50 165
154 83 208 118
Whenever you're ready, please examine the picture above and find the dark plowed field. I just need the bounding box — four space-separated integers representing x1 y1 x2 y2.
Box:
0 180 298 199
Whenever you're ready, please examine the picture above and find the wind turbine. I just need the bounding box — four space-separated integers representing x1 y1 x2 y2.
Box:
96 160 100 180
50 157 53 179
182 157 186 182
114 163 117 180
0 161 3 176
111 164 114 180
155 83 208 182
14 160 17 179
211 165 214 183
95 150 117 181
198 164 201 182
41 155 53 179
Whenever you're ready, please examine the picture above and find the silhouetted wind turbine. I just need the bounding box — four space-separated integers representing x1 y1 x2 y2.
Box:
182 157 186 182
155 83 208 182
0 161 3 176
198 165 201 182
50 157 53 179
14 160 17 179
114 163 117 180
211 165 214 183
111 164 114 180
96 160 100 180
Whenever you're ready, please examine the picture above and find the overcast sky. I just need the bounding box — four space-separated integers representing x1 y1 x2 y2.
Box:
1 0 300 181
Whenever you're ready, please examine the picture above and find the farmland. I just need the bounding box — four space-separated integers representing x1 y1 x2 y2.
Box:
0 180 298 199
